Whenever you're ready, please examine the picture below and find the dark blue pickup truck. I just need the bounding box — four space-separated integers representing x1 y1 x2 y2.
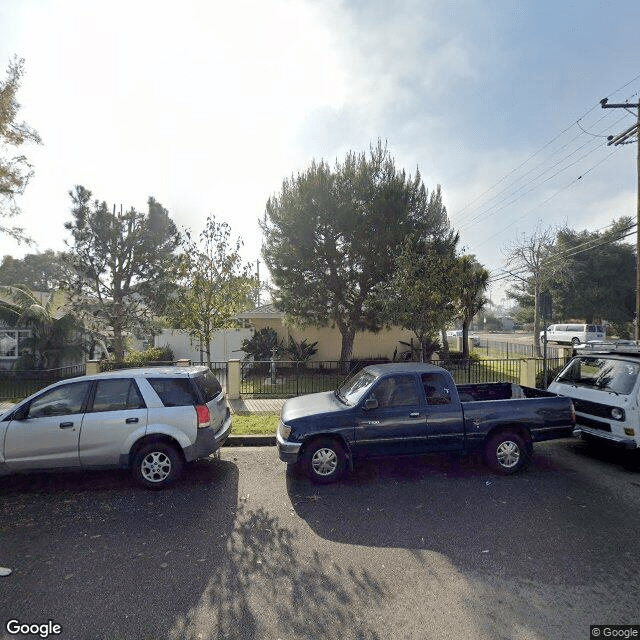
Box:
276 363 576 483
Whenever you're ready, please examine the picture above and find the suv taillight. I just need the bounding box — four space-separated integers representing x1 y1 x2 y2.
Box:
196 404 211 428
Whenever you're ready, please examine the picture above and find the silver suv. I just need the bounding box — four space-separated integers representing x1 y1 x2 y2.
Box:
0 366 231 489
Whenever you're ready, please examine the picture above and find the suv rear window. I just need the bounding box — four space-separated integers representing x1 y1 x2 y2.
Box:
148 378 200 407
193 370 223 402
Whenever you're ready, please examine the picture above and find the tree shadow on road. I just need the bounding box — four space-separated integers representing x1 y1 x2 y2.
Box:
1 457 387 640
169 503 386 640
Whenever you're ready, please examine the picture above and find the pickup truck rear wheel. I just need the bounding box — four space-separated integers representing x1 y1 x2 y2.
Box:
485 431 528 474
132 442 184 489
302 437 347 484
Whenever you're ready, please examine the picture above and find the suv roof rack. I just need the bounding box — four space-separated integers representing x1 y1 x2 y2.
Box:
575 340 640 355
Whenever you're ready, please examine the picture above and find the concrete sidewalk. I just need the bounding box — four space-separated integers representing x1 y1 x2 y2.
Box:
229 397 285 415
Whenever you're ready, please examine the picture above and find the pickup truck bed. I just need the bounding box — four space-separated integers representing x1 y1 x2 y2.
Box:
277 363 576 483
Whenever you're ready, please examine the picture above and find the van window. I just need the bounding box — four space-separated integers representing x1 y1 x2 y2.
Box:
567 324 582 332
557 357 640 395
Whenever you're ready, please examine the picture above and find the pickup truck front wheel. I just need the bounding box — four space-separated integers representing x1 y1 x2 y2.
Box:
302 437 347 484
485 431 528 474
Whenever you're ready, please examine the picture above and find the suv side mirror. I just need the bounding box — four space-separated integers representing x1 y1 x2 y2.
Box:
11 403 29 421
364 397 378 410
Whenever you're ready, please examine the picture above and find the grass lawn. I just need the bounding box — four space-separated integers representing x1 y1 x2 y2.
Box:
231 413 279 436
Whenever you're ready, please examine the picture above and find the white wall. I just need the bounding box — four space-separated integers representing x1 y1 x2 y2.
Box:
155 328 253 363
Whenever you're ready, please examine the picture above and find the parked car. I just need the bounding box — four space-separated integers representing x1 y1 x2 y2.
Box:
445 330 480 347
276 363 576 483
548 342 640 453
540 323 605 346
0 366 231 489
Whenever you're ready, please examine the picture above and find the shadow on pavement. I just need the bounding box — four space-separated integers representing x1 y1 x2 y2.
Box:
1 457 387 640
285 444 640 587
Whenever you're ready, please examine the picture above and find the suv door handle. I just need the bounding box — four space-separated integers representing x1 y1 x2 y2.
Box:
125 417 139 424
59 421 74 429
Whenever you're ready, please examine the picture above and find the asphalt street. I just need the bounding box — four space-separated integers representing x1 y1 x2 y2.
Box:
1 440 639 640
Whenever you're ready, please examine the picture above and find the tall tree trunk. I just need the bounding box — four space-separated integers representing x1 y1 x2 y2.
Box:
461 319 470 359
533 280 542 357
112 319 126 363
339 325 356 374
440 329 450 360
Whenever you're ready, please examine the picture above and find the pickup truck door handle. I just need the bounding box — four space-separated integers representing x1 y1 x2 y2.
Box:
409 412 421 418
59 421 74 429
125 417 139 424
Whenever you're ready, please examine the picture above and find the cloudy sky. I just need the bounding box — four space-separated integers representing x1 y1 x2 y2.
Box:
1 0 639 305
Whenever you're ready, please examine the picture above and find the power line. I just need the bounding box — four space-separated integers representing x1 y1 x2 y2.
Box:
454 73 640 224
453 85 640 251
489 222 637 285
471 146 623 250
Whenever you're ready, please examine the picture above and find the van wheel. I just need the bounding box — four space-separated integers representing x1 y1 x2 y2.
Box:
485 431 529 474
302 437 347 484
132 442 183 489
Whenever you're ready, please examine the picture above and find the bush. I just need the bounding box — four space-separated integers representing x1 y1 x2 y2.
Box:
101 345 174 371
536 364 564 389
286 336 318 363
241 327 284 361
439 350 480 364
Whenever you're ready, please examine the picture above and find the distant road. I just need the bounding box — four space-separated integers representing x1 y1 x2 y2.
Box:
475 332 535 346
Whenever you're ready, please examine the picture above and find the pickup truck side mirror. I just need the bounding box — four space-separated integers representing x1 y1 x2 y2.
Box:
364 397 379 410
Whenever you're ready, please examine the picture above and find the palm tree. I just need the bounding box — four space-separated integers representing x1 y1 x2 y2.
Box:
0 285 84 369
457 257 490 359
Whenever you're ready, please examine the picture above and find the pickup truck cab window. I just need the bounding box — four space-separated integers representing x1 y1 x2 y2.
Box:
337 370 376 405
370 375 420 408
421 373 452 405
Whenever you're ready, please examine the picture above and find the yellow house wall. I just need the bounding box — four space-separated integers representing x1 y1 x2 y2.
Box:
248 317 416 361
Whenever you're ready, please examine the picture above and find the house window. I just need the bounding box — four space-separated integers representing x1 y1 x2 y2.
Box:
0 330 32 358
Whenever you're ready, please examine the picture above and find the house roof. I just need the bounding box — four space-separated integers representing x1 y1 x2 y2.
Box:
237 303 285 319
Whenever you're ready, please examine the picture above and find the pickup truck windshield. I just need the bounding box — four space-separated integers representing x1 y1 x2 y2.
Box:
337 370 377 405
557 356 640 395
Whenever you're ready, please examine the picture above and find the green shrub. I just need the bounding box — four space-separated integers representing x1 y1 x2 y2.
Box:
101 345 174 370
241 327 285 361
286 336 319 363
536 364 564 389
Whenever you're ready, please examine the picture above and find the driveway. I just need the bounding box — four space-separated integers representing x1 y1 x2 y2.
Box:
1 441 639 640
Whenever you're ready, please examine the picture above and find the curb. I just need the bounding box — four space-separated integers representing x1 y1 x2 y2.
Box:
224 434 276 447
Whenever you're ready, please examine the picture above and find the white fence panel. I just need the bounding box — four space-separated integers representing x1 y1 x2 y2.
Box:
155 328 253 363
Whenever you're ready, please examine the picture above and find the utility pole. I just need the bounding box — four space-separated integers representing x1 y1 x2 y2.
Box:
256 259 261 307
601 98 640 338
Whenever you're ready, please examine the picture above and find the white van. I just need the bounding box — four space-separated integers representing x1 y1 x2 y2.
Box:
548 343 640 452
540 323 605 346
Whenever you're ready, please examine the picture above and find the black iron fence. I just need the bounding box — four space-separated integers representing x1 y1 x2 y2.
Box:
240 357 538 397
438 358 522 384
241 360 349 397
0 364 86 400
0 355 573 402
476 339 563 359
